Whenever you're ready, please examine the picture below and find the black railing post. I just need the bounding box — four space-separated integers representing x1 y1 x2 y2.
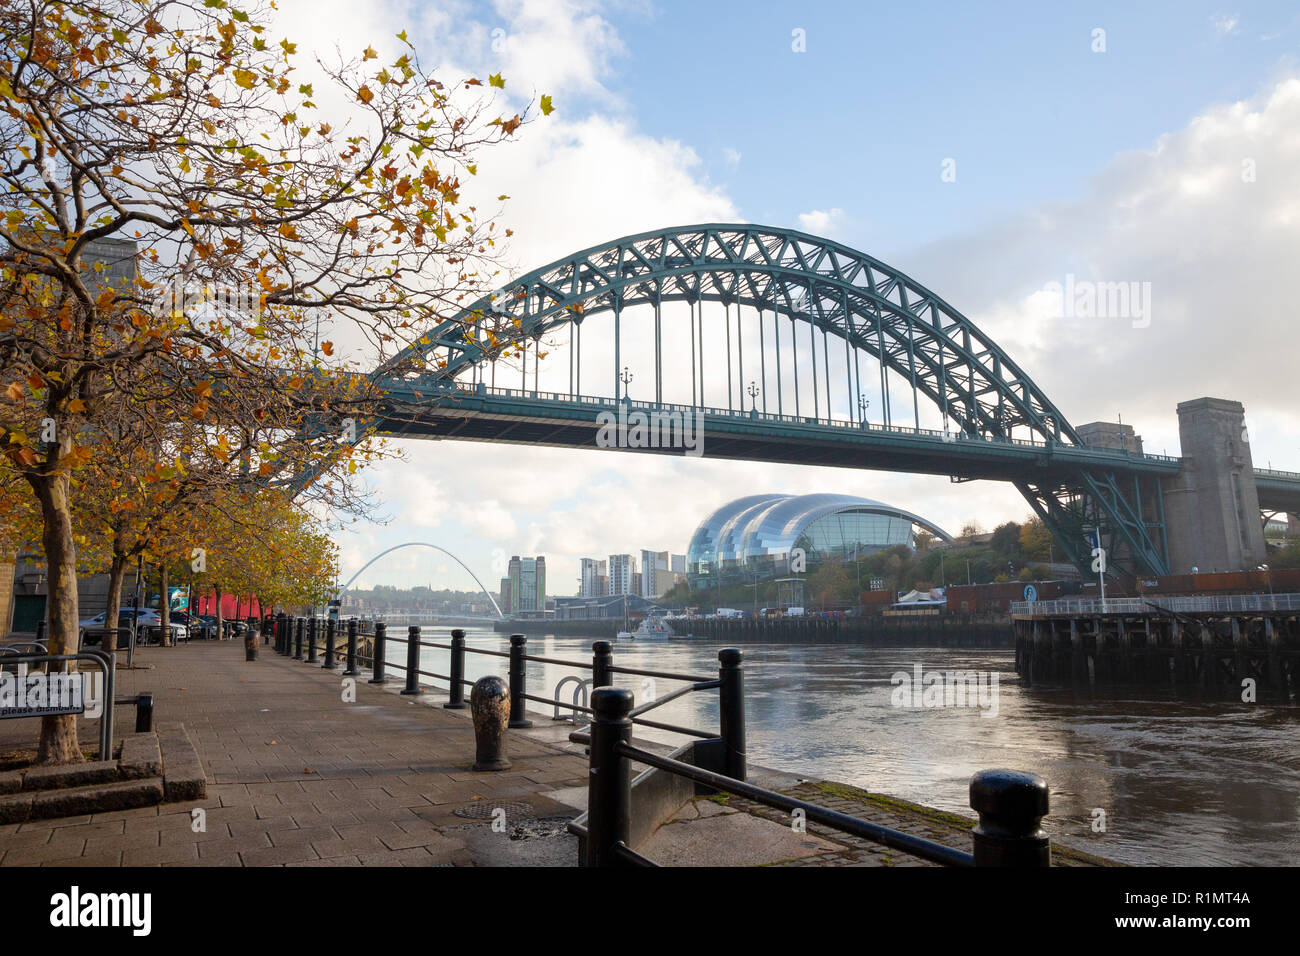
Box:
586 687 634 867
401 625 421 695
592 640 613 688
508 634 533 728
344 618 359 676
135 693 154 733
718 647 746 781
969 770 1051 867
294 617 303 659
307 617 318 663
323 618 337 669
445 629 467 709
369 622 387 684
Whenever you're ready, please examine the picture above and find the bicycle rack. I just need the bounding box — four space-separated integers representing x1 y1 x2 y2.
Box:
551 675 593 726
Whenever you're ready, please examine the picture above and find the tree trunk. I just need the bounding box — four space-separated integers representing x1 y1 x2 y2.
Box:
105 550 128 651
158 564 171 647
214 583 223 639
29 470 82 765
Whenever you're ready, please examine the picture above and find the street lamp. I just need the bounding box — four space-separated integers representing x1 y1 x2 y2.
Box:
858 392 870 426
619 366 633 401
747 380 759 413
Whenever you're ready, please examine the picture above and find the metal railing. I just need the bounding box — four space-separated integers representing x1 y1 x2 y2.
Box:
573 686 1052 867
266 615 731 745
1011 593 1300 616
391 379 1183 466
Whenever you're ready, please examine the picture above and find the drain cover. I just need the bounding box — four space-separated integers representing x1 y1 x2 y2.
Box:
451 800 535 820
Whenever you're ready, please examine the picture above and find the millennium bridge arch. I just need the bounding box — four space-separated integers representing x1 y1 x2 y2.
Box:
337 543 505 620
366 224 1183 578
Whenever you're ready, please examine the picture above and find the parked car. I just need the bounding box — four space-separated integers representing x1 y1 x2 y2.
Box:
168 611 209 640
81 607 187 644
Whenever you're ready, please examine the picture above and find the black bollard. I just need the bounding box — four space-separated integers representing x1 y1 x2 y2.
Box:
369 622 387 684
307 617 318 663
244 623 258 661
507 634 533 728
344 619 359 676
401 625 421 695
470 675 512 771
969 769 1051 866
323 618 337 669
718 648 746 781
586 687 634 866
592 640 613 688
294 617 304 659
135 693 154 733
445 629 467 709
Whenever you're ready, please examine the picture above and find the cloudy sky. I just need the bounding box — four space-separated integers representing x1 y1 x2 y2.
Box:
276 0 1300 597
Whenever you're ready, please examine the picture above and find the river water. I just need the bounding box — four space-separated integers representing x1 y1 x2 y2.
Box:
385 625 1300 866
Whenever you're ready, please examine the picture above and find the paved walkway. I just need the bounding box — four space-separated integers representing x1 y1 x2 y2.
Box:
0 640 589 866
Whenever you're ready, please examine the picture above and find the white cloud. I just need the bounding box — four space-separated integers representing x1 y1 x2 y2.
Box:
900 75 1300 467
1211 13 1240 36
722 147 742 167
797 207 850 239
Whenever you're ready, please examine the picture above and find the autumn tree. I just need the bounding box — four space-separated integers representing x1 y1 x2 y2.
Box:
1019 516 1054 561
0 0 544 762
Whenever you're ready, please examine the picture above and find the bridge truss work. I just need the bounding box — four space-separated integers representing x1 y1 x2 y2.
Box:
354 224 1258 578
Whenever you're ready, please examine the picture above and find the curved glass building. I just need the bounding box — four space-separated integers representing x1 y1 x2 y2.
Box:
686 493 952 588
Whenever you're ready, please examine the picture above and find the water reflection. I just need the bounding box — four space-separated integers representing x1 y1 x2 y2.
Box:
385 626 1300 866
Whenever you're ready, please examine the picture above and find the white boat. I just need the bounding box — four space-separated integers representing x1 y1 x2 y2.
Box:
616 617 675 640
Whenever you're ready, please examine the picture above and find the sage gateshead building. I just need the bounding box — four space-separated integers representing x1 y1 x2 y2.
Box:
686 493 952 589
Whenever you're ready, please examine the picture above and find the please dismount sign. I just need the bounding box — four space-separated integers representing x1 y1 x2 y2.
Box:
0 669 86 718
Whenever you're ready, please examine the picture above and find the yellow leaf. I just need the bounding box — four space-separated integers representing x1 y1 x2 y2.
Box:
356 85 373 104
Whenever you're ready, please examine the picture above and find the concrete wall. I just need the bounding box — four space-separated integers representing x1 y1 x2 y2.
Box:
1162 398 1267 573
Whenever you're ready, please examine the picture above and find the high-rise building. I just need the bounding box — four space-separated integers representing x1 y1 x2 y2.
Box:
579 558 602 598
637 550 686 598
499 577 512 613
608 554 633 596
505 555 546 614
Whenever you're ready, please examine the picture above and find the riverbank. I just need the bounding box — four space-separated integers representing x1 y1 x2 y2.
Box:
495 613 1013 646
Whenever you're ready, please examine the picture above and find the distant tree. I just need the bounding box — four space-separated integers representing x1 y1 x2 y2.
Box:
990 521 1022 556
959 521 983 542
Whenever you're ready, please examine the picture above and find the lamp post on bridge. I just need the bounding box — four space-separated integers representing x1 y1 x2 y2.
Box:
747 381 759 415
619 366 633 402
858 392 869 427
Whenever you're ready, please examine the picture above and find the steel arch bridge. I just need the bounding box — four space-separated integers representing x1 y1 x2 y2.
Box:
336 543 505 619
361 224 1199 578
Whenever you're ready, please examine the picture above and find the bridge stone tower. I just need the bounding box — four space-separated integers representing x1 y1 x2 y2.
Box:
1076 421 1143 454
1161 398 1266 574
